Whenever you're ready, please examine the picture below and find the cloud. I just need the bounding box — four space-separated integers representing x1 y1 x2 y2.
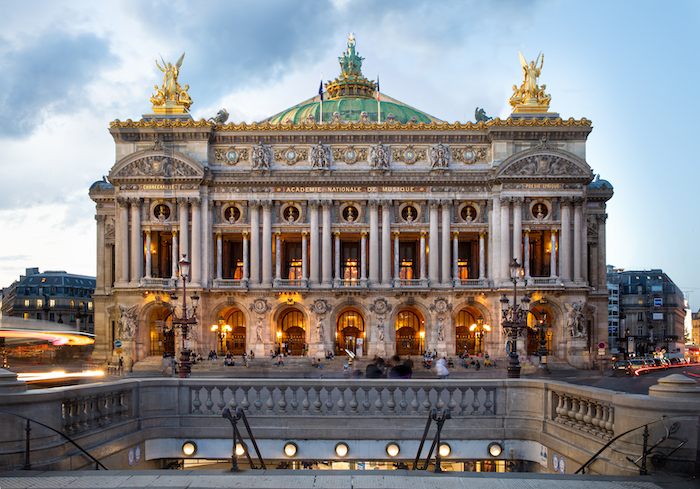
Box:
0 30 116 138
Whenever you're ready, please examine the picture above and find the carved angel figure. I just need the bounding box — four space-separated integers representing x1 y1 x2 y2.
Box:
510 52 551 108
376 318 385 341
370 143 389 169
117 305 138 340
156 53 185 100
252 142 270 169
429 143 449 169
310 142 330 169
437 317 445 341
565 302 586 338
256 317 263 342
317 319 325 343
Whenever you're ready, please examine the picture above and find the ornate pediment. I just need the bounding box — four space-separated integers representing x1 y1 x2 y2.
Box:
497 146 591 180
111 150 204 181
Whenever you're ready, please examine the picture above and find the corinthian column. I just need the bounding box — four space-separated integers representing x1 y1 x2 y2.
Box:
334 231 341 286
95 215 107 293
322 201 332 286
381 201 392 286
550 229 558 278
393 231 400 281
216 233 223 280
249 202 260 284
560 198 572 282
179 198 189 270
479 231 486 279
309 202 320 285
130 199 142 284
452 232 459 283
420 230 427 285
441 201 451 285
369 201 379 284
512 198 522 268
145 230 152 279
242 232 249 285
429 201 439 284
360 231 368 287
274 232 282 286
499 198 510 279
262 201 272 286
190 199 201 285
574 199 583 282
171 230 179 280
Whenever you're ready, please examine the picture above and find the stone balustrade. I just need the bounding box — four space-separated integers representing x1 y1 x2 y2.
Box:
552 391 613 439
62 388 132 434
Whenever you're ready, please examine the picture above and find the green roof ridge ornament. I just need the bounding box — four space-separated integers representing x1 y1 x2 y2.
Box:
339 33 364 77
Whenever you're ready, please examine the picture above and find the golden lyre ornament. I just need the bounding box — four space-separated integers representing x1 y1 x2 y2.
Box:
509 52 552 114
150 53 193 114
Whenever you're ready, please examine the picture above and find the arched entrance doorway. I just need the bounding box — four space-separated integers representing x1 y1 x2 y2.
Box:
278 309 305 356
526 306 553 356
454 308 486 356
149 306 174 356
218 309 246 355
395 309 424 356
336 309 365 356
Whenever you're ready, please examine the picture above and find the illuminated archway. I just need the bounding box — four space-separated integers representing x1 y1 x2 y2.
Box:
395 309 424 356
149 306 173 356
278 309 305 356
336 309 365 356
454 308 483 356
526 305 554 356
217 309 246 355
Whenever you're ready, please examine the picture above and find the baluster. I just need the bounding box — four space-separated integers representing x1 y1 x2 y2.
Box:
266 387 275 414
387 387 397 414
98 394 108 426
241 387 251 413
290 387 299 414
411 387 420 415
554 393 565 422
228 387 239 412
583 401 593 429
576 398 586 422
567 396 578 424
337 387 347 414
349 387 359 415
325 387 334 413
302 387 311 415
120 391 130 419
458 388 468 416
483 388 494 415
374 387 384 413
110 392 118 419
471 388 481 415
604 406 613 433
192 387 203 414
313 387 323 414
217 388 226 414
204 387 214 415
422 388 432 413
278 387 288 413
254 387 263 413
62 401 73 433
399 387 408 415
591 403 602 429
446 388 457 412
362 387 371 413
435 388 445 411
79 397 89 430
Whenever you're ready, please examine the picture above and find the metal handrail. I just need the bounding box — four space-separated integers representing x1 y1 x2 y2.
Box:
576 415 687 475
222 406 266 471
0 409 107 470
412 408 450 472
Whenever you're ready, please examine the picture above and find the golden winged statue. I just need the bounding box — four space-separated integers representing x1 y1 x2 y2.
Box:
150 53 192 113
509 51 551 113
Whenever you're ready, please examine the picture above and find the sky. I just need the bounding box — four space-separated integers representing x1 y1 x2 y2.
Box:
0 0 699 310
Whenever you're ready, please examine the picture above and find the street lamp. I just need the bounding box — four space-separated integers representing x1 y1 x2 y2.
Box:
170 255 200 378
469 317 491 355
211 316 231 355
419 330 425 354
500 259 530 378
534 309 551 374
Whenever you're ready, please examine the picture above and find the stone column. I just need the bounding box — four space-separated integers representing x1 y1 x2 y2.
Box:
429 201 439 284
420 230 427 284
301 232 308 285
216 233 223 280
190 200 201 285
452 232 459 283
322 201 332 286
560 199 572 282
523 230 531 279
369 201 379 284
500 198 510 278
393 232 400 281
334 231 341 286
381 201 392 286
309 202 320 285
130 199 142 285
479 232 486 279
249 202 260 284
171 230 179 280
274 232 282 286
597 214 607 286
201 192 211 288
360 231 368 287
581 209 589 284
179 198 189 268
491 197 501 282
242 232 249 285
441 201 451 285
145 230 152 278
262 202 272 286
95 215 106 293
550 229 558 278
512 198 522 267
574 200 583 282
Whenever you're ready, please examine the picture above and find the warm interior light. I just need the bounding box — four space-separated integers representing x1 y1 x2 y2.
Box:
438 443 451 457
386 442 400 457
235 442 247 456
488 442 503 457
335 442 349 457
284 442 298 457
182 441 197 456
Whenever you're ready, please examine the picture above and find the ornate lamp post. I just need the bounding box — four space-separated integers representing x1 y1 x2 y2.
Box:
211 316 231 356
500 259 530 379
42 294 51 322
534 309 551 374
170 255 200 378
470 317 491 356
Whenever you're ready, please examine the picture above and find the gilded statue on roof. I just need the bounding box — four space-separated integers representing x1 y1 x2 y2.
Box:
338 33 364 77
150 53 193 113
509 52 551 113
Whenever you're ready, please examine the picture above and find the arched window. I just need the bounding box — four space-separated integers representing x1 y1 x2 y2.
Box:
455 309 478 355
336 310 365 355
396 309 423 356
279 309 305 356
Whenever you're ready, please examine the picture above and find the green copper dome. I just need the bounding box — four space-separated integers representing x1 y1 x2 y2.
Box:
261 35 442 125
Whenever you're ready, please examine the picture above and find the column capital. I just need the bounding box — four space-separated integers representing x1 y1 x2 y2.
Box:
302 231 308 238
368 200 379 209
322 200 333 208
524 228 531 236
392 231 400 238
177 197 189 204
361 231 368 238
172 229 178 236
191 199 202 209
420 230 427 237
95 214 107 224
249 199 260 208
275 231 282 238
333 231 341 238
261 200 273 209
561 197 573 206
479 231 487 238
511 196 524 204
380 199 393 206
216 232 222 239
596 213 608 223
308 199 320 207
429 199 440 208
451 231 459 238
573 197 584 206
242 231 249 239
441 199 453 206
551 228 558 236
145 230 151 237
499 197 510 205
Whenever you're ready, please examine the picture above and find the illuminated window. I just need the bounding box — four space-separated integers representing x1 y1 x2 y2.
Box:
342 242 359 281
24 299 30 307
37 299 43 308
285 242 302 281
50 299 56 307
399 242 417 282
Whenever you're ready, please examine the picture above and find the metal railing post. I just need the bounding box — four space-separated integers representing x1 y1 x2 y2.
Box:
24 419 31 470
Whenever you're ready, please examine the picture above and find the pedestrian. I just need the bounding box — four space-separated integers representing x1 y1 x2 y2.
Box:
436 357 450 379
277 352 284 367
118 356 124 375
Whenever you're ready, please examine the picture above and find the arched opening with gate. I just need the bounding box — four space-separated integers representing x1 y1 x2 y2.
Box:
395 308 424 356
149 306 174 356
336 309 365 356
454 308 486 356
278 309 306 356
526 305 553 356
217 308 246 355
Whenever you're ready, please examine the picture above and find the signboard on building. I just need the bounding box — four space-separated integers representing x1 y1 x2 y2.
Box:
653 312 664 321
654 298 663 307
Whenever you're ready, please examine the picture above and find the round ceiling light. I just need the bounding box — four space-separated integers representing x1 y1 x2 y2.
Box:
488 442 503 457
438 443 451 457
235 442 247 456
182 441 197 456
284 442 298 457
335 442 349 457
385 442 400 457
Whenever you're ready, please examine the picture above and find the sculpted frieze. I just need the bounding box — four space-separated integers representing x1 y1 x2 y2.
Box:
503 154 585 177
332 146 367 164
452 146 487 164
392 145 426 165
114 156 199 178
214 147 249 165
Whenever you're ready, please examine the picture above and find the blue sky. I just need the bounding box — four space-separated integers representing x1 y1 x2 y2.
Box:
0 0 699 310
